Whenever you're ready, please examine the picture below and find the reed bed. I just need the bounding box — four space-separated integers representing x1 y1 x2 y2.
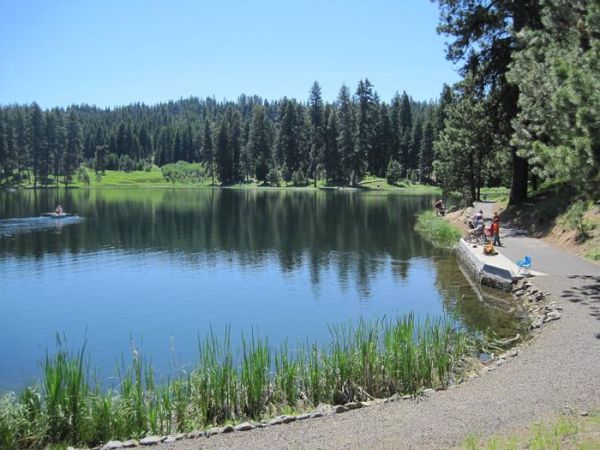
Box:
0 314 468 449
415 211 463 249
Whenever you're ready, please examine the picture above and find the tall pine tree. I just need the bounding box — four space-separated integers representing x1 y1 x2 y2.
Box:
308 81 325 186
64 110 82 186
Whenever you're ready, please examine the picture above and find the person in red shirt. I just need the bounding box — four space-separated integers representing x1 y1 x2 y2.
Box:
492 215 501 246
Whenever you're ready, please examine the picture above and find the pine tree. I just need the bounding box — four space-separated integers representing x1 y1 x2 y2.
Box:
138 125 153 160
337 84 358 184
419 120 435 183
436 84 453 136
215 118 233 184
48 109 66 185
240 120 252 182
4 113 16 181
408 116 423 172
398 91 412 168
15 110 29 183
156 127 174 167
202 119 215 184
248 105 272 183
95 144 108 174
435 0 542 205
323 105 340 182
373 103 393 177
116 122 129 156
433 84 490 204
355 79 378 178
390 93 402 161
277 99 300 183
228 109 242 183
308 81 325 186
64 110 82 186
508 0 600 200
0 110 6 181
30 103 45 188
173 129 184 162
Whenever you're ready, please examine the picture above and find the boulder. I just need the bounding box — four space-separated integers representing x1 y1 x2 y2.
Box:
102 441 123 450
139 436 162 446
234 422 255 432
187 430 203 439
344 401 362 410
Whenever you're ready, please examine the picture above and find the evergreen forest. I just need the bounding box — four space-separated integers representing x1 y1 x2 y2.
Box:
0 0 597 206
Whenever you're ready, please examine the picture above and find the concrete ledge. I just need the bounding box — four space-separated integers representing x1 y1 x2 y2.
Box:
457 239 522 292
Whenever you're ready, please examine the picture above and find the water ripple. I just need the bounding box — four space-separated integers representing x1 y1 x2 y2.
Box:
0 216 83 237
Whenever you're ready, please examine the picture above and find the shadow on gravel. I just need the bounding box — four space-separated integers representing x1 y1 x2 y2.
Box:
561 275 600 338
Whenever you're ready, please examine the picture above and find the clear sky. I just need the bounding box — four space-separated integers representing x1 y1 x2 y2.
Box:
0 0 460 108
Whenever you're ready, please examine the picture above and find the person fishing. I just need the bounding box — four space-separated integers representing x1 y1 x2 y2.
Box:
434 199 446 216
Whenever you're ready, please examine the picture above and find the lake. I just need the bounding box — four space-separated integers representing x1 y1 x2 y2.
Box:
0 188 520 391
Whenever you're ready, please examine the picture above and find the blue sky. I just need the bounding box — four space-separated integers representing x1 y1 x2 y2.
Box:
0 0 460 108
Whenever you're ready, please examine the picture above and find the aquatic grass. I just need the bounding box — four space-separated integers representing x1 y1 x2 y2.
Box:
274 342 300 406
0 313 470 448
193 327 239 425
41 340 90 444
240 331 270 419
415 210 462 250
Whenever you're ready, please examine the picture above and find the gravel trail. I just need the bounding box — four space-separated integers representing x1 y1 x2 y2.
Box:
159 204 600 449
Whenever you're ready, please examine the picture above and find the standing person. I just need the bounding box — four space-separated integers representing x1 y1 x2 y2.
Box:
474 210 483 226
434 199 443 216
492 215 501 246
55 204 63 215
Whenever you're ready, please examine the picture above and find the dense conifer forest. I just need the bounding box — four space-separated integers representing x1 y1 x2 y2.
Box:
0 0 598 206
0 81 438 189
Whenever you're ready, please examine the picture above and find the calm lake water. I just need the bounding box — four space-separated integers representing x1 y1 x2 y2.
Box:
0 188 520 391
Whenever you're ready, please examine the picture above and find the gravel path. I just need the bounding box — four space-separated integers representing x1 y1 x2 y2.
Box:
160 203 600 449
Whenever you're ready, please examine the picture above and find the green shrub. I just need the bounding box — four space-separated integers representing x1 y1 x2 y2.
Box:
161 162 207 184
292 170 308 186
75 166 90 186
561 200 590 240
386 160 403 185
267 168 281 186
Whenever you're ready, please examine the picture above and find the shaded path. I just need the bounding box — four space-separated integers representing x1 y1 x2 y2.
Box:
161 204 600 449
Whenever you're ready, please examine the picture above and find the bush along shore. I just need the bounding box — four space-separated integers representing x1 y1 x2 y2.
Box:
0 314 469 449
415 210 463 250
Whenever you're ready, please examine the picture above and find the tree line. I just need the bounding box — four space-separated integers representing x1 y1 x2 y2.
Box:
2 0 594 205
433 0 599 205
0 81 441 188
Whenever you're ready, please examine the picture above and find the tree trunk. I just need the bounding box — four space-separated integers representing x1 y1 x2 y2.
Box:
509 148 528 205
507 1 539 207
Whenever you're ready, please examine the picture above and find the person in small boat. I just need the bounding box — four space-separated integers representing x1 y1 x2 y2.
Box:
55 204 63 215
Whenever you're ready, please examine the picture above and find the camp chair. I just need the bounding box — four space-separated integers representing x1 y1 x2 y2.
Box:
516 256 532 275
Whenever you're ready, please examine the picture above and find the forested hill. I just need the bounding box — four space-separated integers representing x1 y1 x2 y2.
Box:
1 1 597 207
0 81 440 188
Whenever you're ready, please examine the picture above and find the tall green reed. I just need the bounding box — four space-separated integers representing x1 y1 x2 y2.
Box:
240 331 270 419
0 313 470 449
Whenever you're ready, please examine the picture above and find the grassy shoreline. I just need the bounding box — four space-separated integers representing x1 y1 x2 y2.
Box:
0 314 467 449
415 211 463 250
4 169 441 193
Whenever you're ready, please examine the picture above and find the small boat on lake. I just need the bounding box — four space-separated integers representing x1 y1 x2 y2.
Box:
40 212 78 219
